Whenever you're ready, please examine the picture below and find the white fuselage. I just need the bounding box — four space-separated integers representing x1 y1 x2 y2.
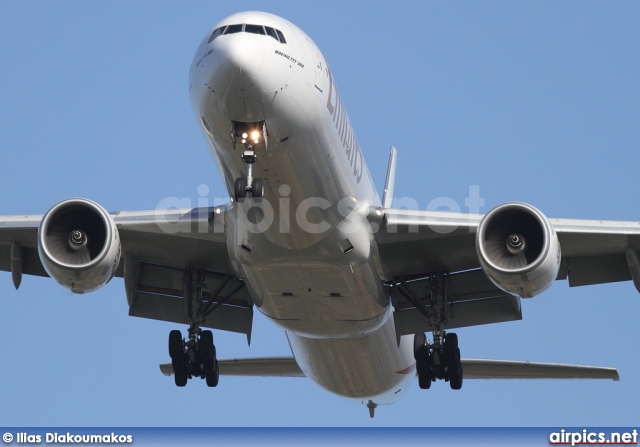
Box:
189 11 414 405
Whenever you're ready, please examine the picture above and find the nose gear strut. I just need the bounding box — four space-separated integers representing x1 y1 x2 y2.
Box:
232 121 267 202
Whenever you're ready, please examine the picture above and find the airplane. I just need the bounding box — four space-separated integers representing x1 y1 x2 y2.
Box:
0 11 636 418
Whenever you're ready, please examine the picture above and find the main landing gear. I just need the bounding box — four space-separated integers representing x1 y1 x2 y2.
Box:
414 331 463 390
394 272 463 390
168 269 222 387
169 324 219 387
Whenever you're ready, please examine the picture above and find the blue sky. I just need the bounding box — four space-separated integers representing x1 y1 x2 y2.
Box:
0 1 639 427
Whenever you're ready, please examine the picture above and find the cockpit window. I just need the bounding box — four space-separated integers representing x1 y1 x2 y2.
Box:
208 26 225 43
245 24 266 35
223 24 243 35
208 23 287 44
265 27 279 41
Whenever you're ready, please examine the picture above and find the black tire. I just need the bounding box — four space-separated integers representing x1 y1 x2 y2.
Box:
444 333 460 365
168 330 183 359
206 360 219 387
174 371 188 387
450 360 463 390
413 332 428 361
235 177 247 202
199 330 215 360
444 332 458 352
172 357 188 387
252 178 264 199
417 359 432 389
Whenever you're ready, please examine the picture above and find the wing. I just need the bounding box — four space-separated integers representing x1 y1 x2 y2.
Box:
158 356 618 380
0 205 254 341
160 357 306 378
462 359 619 380
369 206 640 335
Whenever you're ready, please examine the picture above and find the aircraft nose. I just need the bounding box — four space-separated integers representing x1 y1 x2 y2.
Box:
218 34 265 79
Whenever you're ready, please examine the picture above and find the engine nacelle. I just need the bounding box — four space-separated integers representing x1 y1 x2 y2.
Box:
38 198 121 294
476 202 560 298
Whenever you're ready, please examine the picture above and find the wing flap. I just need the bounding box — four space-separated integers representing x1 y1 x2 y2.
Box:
553 218 640 289
462 358 619 380
394 295 521 336
373 209 481 277
0 243 47 279
126 259 253 336
0 215 47 280
392 269 522 336
565 254 631 287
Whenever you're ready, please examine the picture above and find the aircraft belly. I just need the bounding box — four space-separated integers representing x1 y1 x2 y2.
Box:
235 231 390 338
287 317 415 404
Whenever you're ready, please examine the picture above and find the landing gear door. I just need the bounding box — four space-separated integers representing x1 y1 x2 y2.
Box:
263 121 268 150
307 39 325 93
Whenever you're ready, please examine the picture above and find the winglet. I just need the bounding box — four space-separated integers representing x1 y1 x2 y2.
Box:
382 146 397 209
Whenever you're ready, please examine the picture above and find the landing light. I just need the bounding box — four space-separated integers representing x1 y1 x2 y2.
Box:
251 131 260 141
242 133 248 139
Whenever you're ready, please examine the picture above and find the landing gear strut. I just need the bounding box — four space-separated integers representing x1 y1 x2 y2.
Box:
234 124 266 202
168 269 223 387
414 331 463 390
395 272 464 390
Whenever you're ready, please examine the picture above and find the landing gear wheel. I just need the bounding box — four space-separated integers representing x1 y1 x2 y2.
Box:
414 333 433 389
417 358 432 389
235 177 247 202
199 330 215 361
199 330 218 387
444 333 463 390
449 351 463 390
444 332 458 352
174 373 188 387
413 332 428 361
205 360 219 387
172 356 188 387
252 177 264 199
169 330 183 359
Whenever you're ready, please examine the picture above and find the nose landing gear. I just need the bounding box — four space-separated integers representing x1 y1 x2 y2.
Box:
233 121 267 202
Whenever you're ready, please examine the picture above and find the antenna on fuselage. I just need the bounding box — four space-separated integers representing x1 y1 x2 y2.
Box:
382 146 397 209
